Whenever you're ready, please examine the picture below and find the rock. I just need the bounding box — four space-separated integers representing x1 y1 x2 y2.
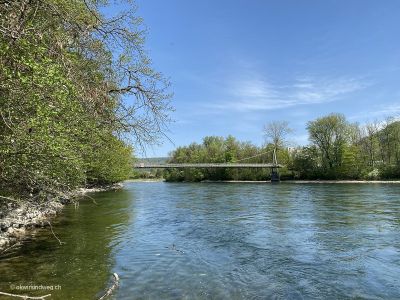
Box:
0 221 11 231
0 238 8 248
12 228 26 237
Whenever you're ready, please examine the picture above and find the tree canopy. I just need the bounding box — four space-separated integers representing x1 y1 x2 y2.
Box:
164 135 291 182
0 0 172 200
165 114 400 182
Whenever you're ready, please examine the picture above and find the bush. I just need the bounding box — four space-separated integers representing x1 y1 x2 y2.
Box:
85 135 134 185
380 166 400 179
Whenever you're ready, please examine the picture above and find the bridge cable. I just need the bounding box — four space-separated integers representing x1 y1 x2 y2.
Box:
233 149 274 163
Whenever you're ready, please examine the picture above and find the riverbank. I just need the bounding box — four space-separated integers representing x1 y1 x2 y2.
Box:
284 180 400 184
0 183 123 252
152 179 400 184
125 178 164 182
198 179 400 184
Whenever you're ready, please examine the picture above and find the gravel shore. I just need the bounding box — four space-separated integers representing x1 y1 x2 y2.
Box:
200 180 400 184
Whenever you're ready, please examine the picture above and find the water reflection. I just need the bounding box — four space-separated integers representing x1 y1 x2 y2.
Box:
0 189 132 299
1 182 399 299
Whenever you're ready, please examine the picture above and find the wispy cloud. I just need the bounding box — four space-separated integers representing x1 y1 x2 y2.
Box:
350 103 400 121
370 103 400 117
207 74 369 112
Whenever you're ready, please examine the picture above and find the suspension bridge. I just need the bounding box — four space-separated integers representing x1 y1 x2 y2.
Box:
133 149 283 182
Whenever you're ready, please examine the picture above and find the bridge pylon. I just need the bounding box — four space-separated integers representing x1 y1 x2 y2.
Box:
270 148 280 182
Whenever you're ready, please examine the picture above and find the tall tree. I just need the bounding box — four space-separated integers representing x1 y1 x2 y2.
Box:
307 113 350 172
263 120 292 150
361 121 379 168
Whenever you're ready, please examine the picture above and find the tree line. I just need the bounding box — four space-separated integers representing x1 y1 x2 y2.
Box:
164 114 400 181
0 0 171 200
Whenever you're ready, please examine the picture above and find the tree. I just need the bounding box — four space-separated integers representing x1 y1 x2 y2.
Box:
291 146 320 179
339 145 361 179
307 113 350 173
361 121 379 168
263 121 292 150
0 0 172 200
164 136 286 182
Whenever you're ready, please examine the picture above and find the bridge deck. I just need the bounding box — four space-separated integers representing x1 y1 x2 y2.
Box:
134 163 282 169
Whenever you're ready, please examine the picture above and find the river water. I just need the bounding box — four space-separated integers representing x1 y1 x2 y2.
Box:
1 182 400 299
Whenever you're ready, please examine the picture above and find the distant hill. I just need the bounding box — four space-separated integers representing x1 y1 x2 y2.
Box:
132 157 169 179
136 157 169 164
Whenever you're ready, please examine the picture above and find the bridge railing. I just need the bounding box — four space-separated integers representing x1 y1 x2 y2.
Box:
133 163 283 169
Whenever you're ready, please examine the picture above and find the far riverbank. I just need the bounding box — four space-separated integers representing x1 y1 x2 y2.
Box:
125 179 165 182
130 178 400 184
177 179 400 184
207 180 400 184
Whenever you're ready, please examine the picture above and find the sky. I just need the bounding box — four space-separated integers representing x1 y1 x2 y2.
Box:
119 0 400 157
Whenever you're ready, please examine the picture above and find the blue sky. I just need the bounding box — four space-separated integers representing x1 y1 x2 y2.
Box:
126 0 400 157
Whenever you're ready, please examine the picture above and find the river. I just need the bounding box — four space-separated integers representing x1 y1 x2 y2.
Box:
1 182 399 299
